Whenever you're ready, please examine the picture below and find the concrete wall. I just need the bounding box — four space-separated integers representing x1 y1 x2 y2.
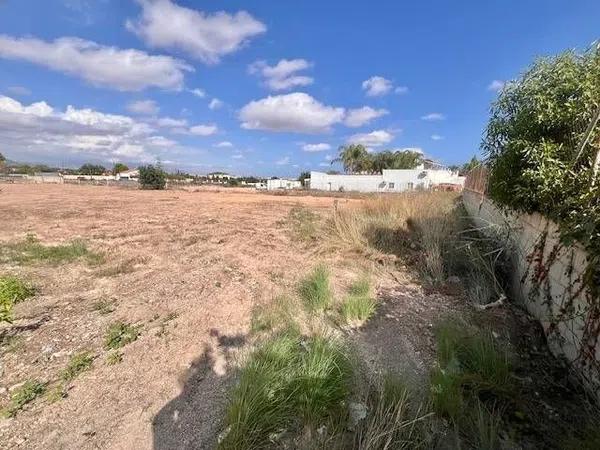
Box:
462 190 599 398
266 179 301 190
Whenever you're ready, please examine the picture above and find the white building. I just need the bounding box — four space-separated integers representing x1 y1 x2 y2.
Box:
266 179 302 191
309 167 465 193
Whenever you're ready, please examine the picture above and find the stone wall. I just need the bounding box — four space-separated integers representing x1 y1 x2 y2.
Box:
462 190 599 398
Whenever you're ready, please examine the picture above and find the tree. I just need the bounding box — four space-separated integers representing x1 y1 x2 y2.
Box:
112 163 129 175
0 152 5 163
332 144 370 173
79 164 106 175
461 156 480 174
298 171 311 184
139 164 166 190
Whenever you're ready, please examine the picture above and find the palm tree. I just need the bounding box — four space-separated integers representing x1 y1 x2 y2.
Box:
332 144 370 173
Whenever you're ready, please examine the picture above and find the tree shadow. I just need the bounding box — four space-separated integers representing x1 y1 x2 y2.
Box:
152 329 246 450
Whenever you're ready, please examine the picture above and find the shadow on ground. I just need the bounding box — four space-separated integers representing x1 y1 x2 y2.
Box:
152 329 246 450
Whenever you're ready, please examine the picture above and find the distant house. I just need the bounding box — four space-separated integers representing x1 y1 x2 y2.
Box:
309 167 465 193
116 170 139 180
207 172 235 181
266 179 302 191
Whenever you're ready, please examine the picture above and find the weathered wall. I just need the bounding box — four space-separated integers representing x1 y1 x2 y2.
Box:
463 190 599 398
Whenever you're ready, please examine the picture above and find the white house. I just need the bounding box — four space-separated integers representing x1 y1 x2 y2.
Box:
309 168 465 193
266 179 302 191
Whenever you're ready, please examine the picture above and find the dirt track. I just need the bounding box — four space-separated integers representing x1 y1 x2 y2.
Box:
0 184 358 449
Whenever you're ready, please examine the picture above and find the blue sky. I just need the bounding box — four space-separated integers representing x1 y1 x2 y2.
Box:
0 0 597 176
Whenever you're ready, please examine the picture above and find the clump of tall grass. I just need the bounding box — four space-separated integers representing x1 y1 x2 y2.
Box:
219 329 352 449
341 275 377 327
287 205 320 243
298 264 333 312
250 295 295 334
0 233 103 266
354 375 434 449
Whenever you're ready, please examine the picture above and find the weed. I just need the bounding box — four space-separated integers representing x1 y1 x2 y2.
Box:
3 380 46 417
298 265 332 312
104 322 140 350
0 235 103 266
250 296 294 334
355 375 433 449
341 295 376 326
219 329 352 449
348 275 371 297
0 275 35 322
106 351 123 365
61 351 94 382
92 300 115 315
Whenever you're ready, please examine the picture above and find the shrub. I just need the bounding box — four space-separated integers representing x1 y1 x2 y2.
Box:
0 275 34 322
104 322 139 350
298 265 332 312
482 45 600 295
3 380 46 417
139 164 166 190
61 351 94 382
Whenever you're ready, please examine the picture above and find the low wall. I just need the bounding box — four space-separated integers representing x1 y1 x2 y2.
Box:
463 190 599 398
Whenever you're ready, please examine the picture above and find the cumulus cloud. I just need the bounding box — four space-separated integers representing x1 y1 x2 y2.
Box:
126 99 159 115
431 134 444 141
362 76 393 96
154 116 188 128
126 0 266 64
189 123 218 136
0 35 192 91
0 94 180 163
275 156 290 165
209 98 223 110
302 143 331 152
421 113 446 121
249 59 313 91
394 86 409 95
215 141 233 148
239 92 345 134
347 129 394 147
232 153 244 159
487 80 505 92
189 88 206 98
343 106 388 127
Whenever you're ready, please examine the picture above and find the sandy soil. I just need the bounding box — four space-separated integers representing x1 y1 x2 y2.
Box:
0 184 366 450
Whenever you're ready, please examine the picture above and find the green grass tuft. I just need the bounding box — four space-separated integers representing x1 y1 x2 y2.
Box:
250 296 294 334
106 351 123 365
104 322 140 350
61 351 94 382
341 295 376 325
219 329 352 449
0 234 103 266
298 265 332 312
3 380 46 417
348 275 371 297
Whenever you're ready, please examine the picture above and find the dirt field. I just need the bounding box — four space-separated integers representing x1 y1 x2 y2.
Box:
0 184 452 449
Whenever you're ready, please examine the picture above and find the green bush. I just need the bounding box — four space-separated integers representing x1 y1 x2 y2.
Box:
0 275 34 322
104 322 139 350
139 164 166 190
61 351 94 382
482 45 600 294
3 380 46 417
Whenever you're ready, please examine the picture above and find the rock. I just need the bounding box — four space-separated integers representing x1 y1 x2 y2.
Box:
348 402 368 429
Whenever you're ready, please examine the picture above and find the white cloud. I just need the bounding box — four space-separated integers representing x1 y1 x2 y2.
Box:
319 162 330 167
126 99 159 115
302 143 331 152
126 0 266 64
155 116 187 128
421 113 446 121
5 86 31 96
240 92 345 134
362 76 393 97
215 141 233 148
189 123 218 136
0 35 192 91
249 59 313 91
209 98 223 110
232 153 244 159
189 88 206 98
343 106 388 127
431 134 444 141
487 80 505 92
394 86 409 95
275 156 290 165
0 94 181 163
347 129 394 147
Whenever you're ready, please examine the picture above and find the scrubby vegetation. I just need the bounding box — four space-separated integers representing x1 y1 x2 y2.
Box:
3 380 46 417
61 351 94 382
0 275 34 322
104 322 140 350
298 264 332 312
139 164 166 190
0 234 103 266
341 276 376 326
